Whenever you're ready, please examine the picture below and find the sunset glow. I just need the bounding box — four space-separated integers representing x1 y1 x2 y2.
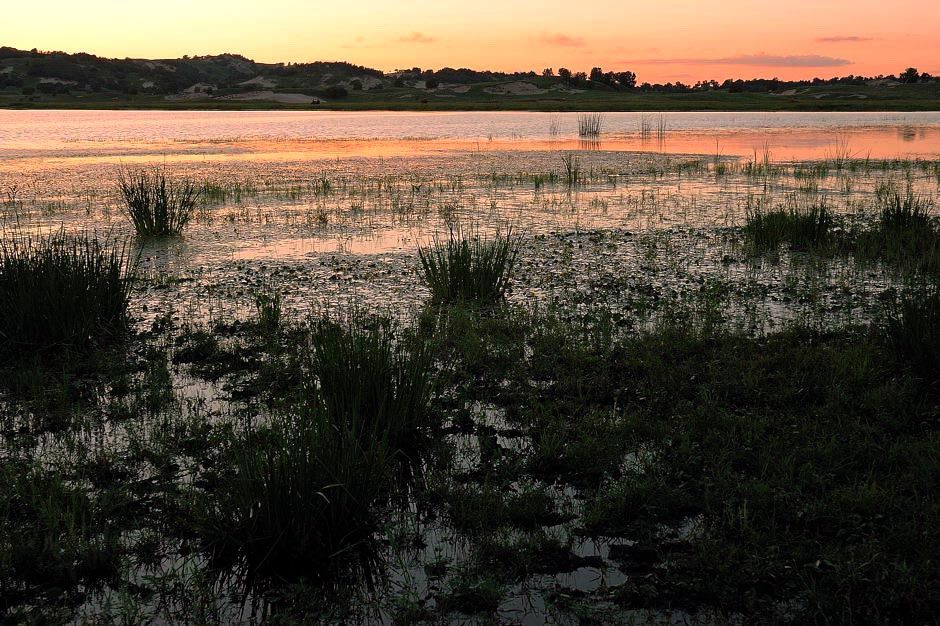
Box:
5 0 939 82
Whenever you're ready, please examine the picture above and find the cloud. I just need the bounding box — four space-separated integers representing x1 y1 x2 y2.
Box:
399 32 436 44
627 54 852 67
815 36 875 43
539 33 586 47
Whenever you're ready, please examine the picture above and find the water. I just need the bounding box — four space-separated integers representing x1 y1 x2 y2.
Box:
2 110 940 160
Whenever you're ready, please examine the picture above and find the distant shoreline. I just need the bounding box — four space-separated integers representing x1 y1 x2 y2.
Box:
3 99 939 113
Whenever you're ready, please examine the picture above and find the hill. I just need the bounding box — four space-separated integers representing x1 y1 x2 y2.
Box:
1 47 938 111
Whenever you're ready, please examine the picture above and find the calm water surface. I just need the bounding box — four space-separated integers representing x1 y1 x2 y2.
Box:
2 110 940 160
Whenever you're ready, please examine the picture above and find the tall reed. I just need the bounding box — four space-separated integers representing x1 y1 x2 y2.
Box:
578 113 603 138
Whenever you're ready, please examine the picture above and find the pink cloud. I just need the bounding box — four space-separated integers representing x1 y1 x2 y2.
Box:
816 36 876 43
539 33 586 47
627 54 852 67
399 32 436 44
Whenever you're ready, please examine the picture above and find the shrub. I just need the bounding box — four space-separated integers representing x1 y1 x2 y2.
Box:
118 168 200 237
0 231 134 359
419 228 520 305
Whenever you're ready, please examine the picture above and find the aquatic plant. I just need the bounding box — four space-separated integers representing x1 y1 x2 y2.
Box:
252 284 283 336
878 191 933 232
855 190 938 273
743 203 835 253
561 153 581 186
197 407 389 584
306 311 435 455
0 231 134 358
577 113 603 138
885 286 940 385
118 168 200 237
419 228 520 305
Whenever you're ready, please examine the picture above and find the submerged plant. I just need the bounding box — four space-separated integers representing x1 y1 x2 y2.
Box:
118 168 200 237
419 228 520 305
0 231 134 359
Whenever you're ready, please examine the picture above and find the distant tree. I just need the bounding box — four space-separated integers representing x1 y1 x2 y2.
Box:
615 71 637 88
589 66 605 83
542 68 554 77
920 72 933 82
323 85 348 99
900 67 920 83
425 77 439 89
350 79 363 90
557 67 571 83
572 71 588 84
394 77 406 87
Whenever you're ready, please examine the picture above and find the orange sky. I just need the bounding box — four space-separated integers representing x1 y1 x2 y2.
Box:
4 0 939 82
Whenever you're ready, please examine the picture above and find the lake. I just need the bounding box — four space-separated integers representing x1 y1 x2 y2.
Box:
3 110 940 161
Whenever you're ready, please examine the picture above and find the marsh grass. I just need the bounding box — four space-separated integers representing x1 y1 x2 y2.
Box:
306 312 436 454
0 231 134 359
118 168 200 237
561 153 581 186
0 459 120 605
855 191 938 273
885 286 940 385
419 228 520 305
743 203 836 253
251 284 283 337
197 409 389 586
577 113 603 138
196 311 436 586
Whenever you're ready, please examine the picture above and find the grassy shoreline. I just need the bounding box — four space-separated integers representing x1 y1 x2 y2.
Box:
3 84 939 112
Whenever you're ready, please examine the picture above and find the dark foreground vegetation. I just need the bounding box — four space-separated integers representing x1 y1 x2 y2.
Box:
1 188 939 623
1 46 938 111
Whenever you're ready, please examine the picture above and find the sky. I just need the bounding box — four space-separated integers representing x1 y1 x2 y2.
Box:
3 0 939 83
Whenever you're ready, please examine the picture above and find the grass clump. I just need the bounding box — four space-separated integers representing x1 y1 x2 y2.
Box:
197 312 438 587
855 191 939 273
885 286 940 386
197 409 390 586
419 228 520 305
118 168 200 237
306 312 436 462
0 231 134 359
743 203 835 253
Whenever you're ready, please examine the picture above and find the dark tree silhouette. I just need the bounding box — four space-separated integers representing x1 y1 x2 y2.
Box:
900 67 920 83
